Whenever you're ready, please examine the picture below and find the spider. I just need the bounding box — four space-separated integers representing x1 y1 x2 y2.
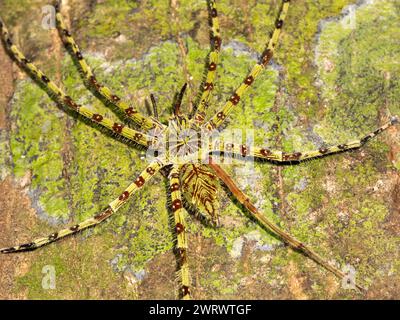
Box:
0 0 398 299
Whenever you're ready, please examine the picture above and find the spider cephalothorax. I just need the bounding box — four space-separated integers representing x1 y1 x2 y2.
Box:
161 117 203 162
0 0 398 300
150 95 222 225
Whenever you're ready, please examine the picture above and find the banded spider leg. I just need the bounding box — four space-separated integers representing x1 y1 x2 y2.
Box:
210 159 364 291
191 0 398 291
206 117 398 290
0 18 154 148
200 0 291 131
0 159 164 253
169 166 191 299
211 117 399 162
54 2 164 132
192 0 221 124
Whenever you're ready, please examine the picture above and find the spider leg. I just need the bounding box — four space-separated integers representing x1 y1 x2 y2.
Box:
54 4 164 132
0 159 164 253
203 0 290 131
191 0 221 124
0 18 153 148
208 159 366 292
209 118 398 162
169 166 191 300
150 94 159 120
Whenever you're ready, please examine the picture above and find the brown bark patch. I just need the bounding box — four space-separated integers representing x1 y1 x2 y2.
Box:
0 176 37 299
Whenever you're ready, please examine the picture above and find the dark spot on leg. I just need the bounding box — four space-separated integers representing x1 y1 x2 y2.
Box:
175 222 185 234
41 75 50 83
63 29 71 37
229 93 240 105
146 167 155 175
176 248 187 267
118 191 130 201
293 152 302 159
244 75 254 85
260 149 272 157
111 95 121 103
70 225 80 232
361 136 372 144
171 183 180 191
134 133 143 141
240 145 248 156
176 247 187 264
213 36 221 50
204 82 214 91
94 207 113 221
20 242 35 250
112 123 124 133
283 152 302 161
64 96 79 110
172 199 182 212
276 19 284 29
181 286 190 296
89 76 101 89
260 48 273 66
208 62 217 71
134 176 145 188
125 107 137 116
217 112 225 120
49 233 58 241
92 114 103 122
